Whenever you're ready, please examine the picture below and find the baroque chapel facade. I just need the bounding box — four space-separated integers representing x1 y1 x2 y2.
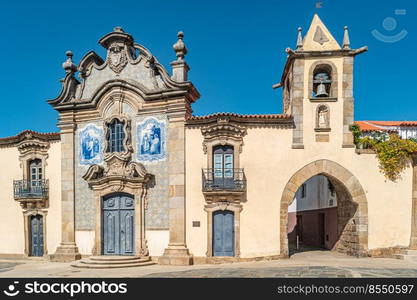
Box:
0 15 416 266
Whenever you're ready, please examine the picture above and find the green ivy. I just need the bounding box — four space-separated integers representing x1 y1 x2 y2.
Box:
349 124 362 145
357 134 417 182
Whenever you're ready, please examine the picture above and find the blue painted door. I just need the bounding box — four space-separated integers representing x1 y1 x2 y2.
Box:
213 210 234 256
30 215 43 257
103 194 135 255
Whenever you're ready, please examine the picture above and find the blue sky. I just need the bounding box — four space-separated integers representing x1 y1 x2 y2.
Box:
0 0 415 136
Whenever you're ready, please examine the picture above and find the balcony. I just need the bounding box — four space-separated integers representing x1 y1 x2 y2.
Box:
202 169 246 203
13 179 49 201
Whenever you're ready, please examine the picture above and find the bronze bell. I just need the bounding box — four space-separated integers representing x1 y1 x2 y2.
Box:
316 82 328 97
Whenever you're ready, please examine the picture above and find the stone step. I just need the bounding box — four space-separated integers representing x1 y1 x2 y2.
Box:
88 256 145 262
71 261 155 269
71 256 155 269
394 254 417 261
400 250 417 255
80 258 151 265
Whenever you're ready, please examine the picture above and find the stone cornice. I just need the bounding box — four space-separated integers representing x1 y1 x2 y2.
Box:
275 46 367 90
0 130 60 148
49 79 199 112
186 113 294 128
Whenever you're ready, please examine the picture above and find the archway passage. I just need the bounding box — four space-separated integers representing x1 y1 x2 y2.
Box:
287 175 339 254
281 160 368 257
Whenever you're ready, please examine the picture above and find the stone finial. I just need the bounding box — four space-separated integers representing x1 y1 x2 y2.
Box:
296 27 303 50
62 50 77 73
113 26 124 33
173 31 187 61
342 26 350 49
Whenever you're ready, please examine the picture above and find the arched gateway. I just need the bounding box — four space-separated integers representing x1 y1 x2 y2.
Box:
280 159 368 257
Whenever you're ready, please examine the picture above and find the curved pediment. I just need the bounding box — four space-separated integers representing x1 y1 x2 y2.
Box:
78 51 105 77
48 27 200 109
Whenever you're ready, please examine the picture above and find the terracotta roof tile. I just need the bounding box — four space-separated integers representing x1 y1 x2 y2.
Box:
356 121 417 132
187 112 292 121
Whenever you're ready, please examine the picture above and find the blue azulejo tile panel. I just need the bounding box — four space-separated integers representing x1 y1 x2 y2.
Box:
79 124 104 165
137 117 166 162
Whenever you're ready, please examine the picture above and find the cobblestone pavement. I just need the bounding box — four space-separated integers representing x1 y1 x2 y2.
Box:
0 251 416 278
0 263 19 273
144 266 417 278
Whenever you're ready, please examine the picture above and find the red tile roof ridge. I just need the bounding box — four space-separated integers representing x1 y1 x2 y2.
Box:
188 112 292 120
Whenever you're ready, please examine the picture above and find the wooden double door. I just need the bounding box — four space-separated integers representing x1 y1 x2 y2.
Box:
30 215 44 257
102 194 135 256
213 210 235 256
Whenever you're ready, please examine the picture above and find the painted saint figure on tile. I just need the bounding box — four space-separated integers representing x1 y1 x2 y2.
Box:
79 124 104 165
137 117 166 162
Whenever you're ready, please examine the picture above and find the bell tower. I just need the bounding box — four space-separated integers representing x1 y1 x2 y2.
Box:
276 14 367 149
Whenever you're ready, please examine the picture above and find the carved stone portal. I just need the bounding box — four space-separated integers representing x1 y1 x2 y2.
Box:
83 150 152 256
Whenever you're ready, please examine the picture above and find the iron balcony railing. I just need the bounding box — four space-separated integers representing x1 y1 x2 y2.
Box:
13 179 49 199
202 168 246 192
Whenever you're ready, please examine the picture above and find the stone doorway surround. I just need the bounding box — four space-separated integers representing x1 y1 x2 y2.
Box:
23 210 48 258
204 202 243 258
83 152 152 257
280 159 368 257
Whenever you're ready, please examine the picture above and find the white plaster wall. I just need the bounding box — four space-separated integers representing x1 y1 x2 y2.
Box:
399 127 417 139
289 175 337 213
75 230 95 255
146 230 169 257
0 146 25 254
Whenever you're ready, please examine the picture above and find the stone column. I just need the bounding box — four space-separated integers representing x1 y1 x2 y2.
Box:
50 115 81 262
159 111 192 265
291 59 304 149
410 155 417 249
342 56 355 148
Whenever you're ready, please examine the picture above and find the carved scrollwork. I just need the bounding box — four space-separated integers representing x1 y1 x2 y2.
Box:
201 117 247 154
103 115 133 161
83 155 150 184
83 165 104 182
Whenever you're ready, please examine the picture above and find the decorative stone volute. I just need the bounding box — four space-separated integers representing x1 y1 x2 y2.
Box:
83 156 151 187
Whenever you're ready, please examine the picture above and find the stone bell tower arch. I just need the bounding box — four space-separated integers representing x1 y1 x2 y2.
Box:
274 14 368 149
